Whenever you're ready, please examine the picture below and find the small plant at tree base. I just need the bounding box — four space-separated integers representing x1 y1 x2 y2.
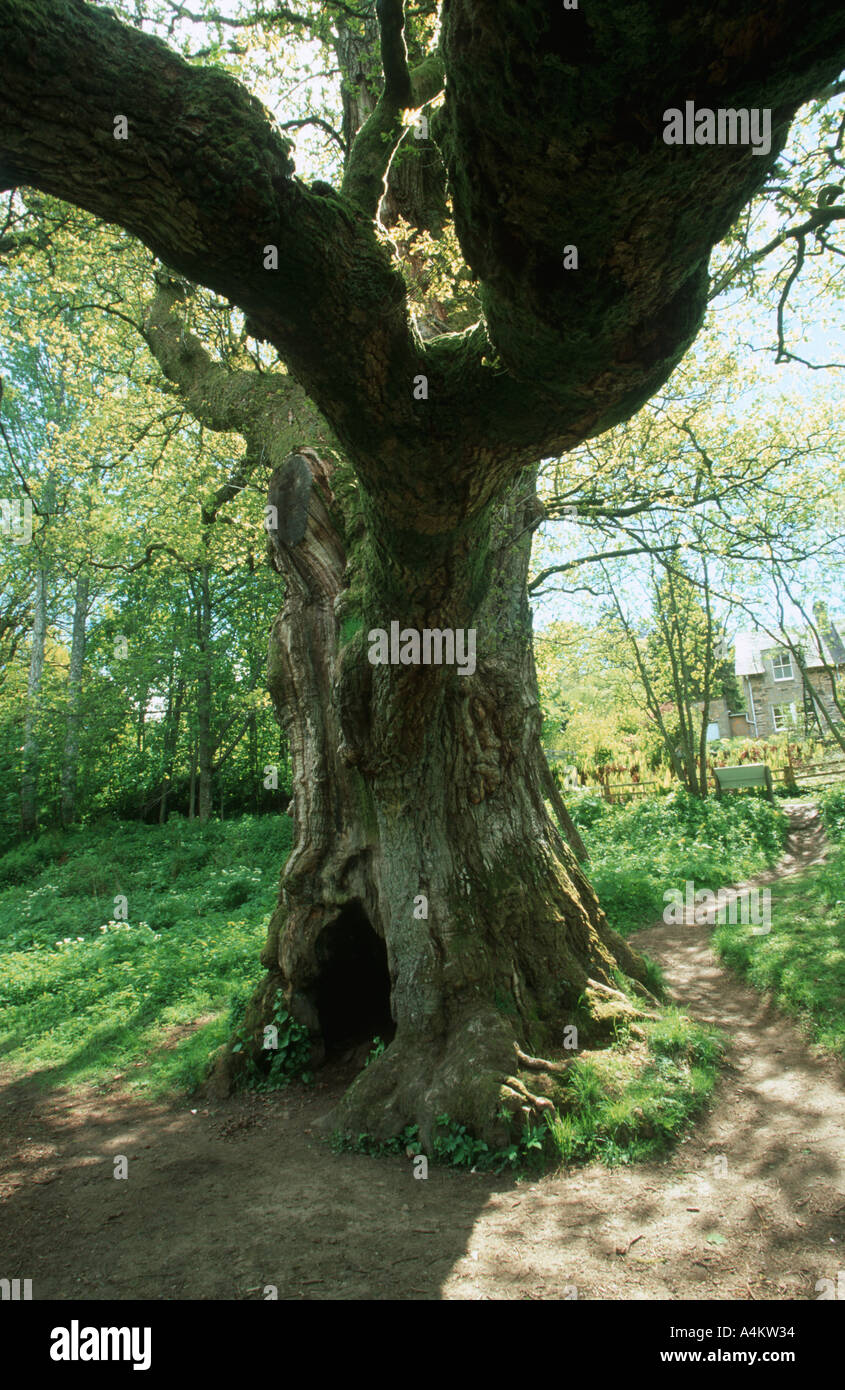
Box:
364 1035 387 1067
231 988 313 1091
328 1113 551 1173
329 1123 421 1158
432 1113 484 1167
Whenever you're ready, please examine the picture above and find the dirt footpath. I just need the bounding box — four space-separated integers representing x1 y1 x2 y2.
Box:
1 804 842 1300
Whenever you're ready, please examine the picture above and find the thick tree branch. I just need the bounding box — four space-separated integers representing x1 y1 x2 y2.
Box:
342 12 444 221
377 0 412 107
433 0 845 449
3 0 845 541
142 274 335 462
0 0 418 503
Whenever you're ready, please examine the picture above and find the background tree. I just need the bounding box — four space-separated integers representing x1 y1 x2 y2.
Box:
0 219 290 830
529 318 845 786
601 552 733 797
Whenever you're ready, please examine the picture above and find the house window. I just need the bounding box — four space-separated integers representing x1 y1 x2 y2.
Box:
706 721 721 742
771 651 793 681
771 702 797 732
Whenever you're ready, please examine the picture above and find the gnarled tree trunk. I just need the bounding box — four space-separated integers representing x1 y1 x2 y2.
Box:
211 449 648 1148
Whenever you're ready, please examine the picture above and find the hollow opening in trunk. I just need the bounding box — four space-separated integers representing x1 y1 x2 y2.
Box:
313 901 395 1053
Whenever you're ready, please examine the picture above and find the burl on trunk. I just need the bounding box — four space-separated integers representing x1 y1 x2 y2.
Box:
210 448 652 1149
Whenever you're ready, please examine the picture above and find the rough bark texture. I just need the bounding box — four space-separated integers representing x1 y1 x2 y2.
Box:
210 448 650 1146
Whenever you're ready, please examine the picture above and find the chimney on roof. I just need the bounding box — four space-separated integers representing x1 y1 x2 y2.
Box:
814 600 845 665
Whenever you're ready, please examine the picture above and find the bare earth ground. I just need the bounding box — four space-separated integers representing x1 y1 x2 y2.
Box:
1 803 842 1300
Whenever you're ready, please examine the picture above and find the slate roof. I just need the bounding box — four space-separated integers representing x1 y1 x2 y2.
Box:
735 622 845 675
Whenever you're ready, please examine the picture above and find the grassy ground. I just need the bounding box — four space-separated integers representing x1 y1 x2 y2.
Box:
712 788 845 1058
571 786 787 936
544 1005 722 1167
0 815 290 1093
0 795 787 1167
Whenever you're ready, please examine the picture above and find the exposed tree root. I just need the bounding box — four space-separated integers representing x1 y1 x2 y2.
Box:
586 977 661 1021
514 1045 574 1074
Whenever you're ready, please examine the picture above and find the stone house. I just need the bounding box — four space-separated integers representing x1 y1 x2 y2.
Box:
703 614 845 742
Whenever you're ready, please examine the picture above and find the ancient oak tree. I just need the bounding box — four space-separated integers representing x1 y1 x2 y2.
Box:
2 0 845 1145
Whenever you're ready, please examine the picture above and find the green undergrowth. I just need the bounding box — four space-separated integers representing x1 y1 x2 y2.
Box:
329 1114 549 1173
1 802 726 1147
712 788 845 1058
570 786 786 936
228 985 314 1091
545 1007 723 1168
330 990 723 1175
0 815 290 1093
819 785 845 842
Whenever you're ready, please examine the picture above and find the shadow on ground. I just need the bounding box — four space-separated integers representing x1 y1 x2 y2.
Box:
0 805 842 1300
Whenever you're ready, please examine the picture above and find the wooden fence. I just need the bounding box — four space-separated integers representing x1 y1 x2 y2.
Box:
546 751 845 802
773 760 845 789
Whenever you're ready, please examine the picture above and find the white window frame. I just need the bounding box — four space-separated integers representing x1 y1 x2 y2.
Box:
771 702 797 732
771 650 794 682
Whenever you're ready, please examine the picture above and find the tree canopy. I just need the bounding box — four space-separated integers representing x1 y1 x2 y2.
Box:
4 0 845 535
